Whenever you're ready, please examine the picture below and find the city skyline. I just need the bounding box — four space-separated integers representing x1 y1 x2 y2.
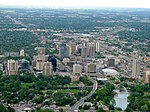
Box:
0 0 150 8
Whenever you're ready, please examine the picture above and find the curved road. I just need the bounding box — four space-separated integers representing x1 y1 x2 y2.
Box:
70 76 97 112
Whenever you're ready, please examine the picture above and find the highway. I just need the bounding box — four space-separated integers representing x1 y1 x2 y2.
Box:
70 75 97 112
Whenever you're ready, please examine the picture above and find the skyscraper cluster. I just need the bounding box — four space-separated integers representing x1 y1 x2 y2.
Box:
32 47 54 76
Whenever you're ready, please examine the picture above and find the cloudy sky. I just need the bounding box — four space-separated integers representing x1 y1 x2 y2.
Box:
0 0 150 8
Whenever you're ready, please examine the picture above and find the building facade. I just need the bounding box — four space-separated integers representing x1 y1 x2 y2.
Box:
132 59 140 78
7 59 18 75
43 62 53 76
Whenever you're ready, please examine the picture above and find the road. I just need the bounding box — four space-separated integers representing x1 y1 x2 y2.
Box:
70 76 97 112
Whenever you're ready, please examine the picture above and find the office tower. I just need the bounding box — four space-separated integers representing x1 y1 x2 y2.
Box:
59 43 67 60
20 49 25 57
43 62 53 76
21 59 29 70
132 59 140 78
37 47 45 55
48 55 57 72
69 42 76 56
87 63 96 73
107 59 115 67
66 44 70 57
95 42 101 52
7 59 18 75
145 71 150 84
36 58 44 71
81 46 89 58
88 44 96 58
73 64 82 75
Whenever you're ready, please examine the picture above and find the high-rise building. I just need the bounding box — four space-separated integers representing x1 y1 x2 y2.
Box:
95 42 101 52
132 59 140 78
59 43 67 60
83 42 88 46
43 62 53 76
36 58 44 71
73 64 82 75
76 45 83 56
81 46 89 58
48 55 57 72
145 71 150 84
66 44 70 57
88 44 96 58
21 59 29 70
69 42 76 56
7 59 18 75
20 49 25 57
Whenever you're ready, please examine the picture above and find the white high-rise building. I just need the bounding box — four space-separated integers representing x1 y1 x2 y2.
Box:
43 62 53 76
7 59 18 75
95 42 101 52
20 49 25 57
132 59 140 78
66 44 70 57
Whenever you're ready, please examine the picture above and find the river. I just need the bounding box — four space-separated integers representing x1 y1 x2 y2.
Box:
113 89 129 110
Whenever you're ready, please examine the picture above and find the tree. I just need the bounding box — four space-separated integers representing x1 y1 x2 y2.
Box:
125 107 133 112
140 104 149 111
109 105 114 110
33 96 44 104
0 104 15 112
83 105 90 110
59 108 64 112
96 107 106 112
79 106 82 110
0 70 3 76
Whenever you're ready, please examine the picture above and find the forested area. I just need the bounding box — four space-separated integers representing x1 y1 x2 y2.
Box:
125 84 150 112
0 74 71 104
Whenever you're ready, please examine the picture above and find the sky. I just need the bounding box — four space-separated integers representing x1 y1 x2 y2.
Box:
0 0 150 8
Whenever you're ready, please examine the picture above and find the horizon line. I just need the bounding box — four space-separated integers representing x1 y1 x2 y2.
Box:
0 5 150 10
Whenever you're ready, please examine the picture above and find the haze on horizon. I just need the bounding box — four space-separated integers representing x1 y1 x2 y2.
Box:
0 0 150 8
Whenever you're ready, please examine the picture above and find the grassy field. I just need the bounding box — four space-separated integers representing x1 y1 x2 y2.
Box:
56 89 81 94
21 83 34 88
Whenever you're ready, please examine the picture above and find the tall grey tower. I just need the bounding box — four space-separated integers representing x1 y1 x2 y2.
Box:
59 43 67 60
132 59 140 78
